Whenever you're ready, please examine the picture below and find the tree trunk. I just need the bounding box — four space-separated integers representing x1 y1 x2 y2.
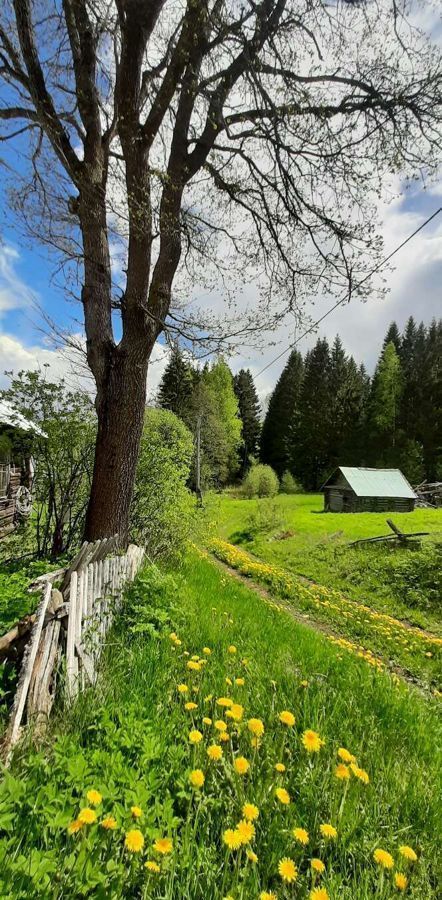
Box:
84 348 151 542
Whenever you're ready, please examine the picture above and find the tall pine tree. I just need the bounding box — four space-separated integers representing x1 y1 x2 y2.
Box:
157 346 194 416
368 340 403 466
296 339 332 489
260 350 304 478
233 369 262 475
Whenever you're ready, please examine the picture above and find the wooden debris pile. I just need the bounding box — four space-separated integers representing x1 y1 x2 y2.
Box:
349 518 430 548
414 481 442 508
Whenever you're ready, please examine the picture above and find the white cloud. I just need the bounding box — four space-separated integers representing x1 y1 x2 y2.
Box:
0 244 37 317
0 331 171 402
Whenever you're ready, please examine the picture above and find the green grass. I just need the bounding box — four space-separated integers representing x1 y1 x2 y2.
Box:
0 559 54 636
209 493 442 634
1 552 440 898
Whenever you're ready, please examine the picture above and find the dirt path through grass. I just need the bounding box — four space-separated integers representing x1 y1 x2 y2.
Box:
206 545 441 697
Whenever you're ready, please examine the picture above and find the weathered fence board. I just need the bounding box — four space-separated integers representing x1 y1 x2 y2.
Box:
3 538 144 761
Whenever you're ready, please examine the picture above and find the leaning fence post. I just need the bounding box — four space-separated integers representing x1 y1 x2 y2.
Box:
66 571 78 696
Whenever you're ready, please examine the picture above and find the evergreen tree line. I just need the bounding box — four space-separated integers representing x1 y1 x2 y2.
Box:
261 317 442 489
157 316 442 492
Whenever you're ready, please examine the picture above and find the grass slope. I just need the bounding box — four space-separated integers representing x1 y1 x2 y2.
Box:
0 552 440 898
210 493 442 634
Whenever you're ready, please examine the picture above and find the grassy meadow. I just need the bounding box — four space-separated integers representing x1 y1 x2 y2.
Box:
208 493 442 631
0 551 440 899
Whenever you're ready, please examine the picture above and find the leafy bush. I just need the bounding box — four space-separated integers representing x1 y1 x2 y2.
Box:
241 464 279 498
279 471 301 494
1 370 95 559
131 408 194 562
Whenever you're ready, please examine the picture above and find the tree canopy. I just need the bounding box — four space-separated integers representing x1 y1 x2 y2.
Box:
1 0 441 537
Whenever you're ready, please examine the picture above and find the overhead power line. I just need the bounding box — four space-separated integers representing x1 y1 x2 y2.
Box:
255 205 442 380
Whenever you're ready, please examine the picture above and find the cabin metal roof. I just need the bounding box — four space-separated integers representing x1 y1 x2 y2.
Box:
322 466 416 499
0 399 46 437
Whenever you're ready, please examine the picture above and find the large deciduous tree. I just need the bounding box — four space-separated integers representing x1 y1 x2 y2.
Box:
0 1 440 539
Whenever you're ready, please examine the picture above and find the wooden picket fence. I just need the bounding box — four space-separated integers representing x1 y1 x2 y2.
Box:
4 536 144 760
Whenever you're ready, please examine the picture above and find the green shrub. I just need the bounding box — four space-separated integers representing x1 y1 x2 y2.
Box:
279 470 301 494
241 463 279 498
130 408 194 562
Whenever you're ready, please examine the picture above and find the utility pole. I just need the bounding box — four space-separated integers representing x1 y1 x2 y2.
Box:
196 415 203 507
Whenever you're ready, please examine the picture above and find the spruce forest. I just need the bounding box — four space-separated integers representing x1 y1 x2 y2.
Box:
158 317 442 491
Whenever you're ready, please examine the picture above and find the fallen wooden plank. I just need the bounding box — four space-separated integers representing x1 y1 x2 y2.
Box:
4 581 52 761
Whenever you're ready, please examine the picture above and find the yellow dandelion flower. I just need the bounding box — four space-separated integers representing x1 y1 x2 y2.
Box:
275 787 290 805
227 703 244 722
189 769 205 788
373 848 394 869
223 828 242 850
279 710 295 727
247 718 265 737
153 837 173 855
86 789 102 806
242 802 259 821
189 729 203 744
337 747 356 763
203 647 211 655
311 858 325 874
225 676 232 686
131 806 142 818
350 764 369 784
101 816 117 830
125 829 144 852
215 719 227 731
67 819 83 834
395 873 408 891
278 857 297 883
300 679 309 687
145 860 160 873
234 756 250 775
187 660 201 671
203 716 212 725
219 731 230 742
310 890 330 900
293 827 309 845
177 684 188 693
247 849 258 862
235 677 245 686
184 650 189 656
302 730 324 753
191 654 200 661
399 845 417 862
275 762 286 773
320 823 337 840
185 701 198 711
169 632 177 641
207 744 223 761
205 694 213 702
78 808 97 825
175 638 182 646
250 736 261 749
236 819 255 844
228 645 237 654
217 697 233 708
335 764 350 781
